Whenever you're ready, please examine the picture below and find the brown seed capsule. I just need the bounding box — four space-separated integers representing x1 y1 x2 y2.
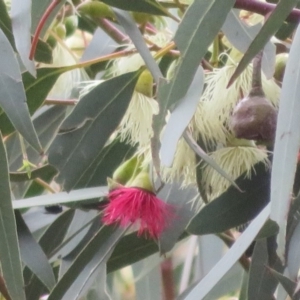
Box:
230 95 277 142
230 51 278 143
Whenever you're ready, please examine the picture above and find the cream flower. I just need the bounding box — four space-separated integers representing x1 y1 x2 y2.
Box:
201 145 270 200
192 63 280 147
119 91 158 146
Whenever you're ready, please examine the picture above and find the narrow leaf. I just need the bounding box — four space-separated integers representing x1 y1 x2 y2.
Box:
16 211 56 291
11 0 36 75
48 71 140 191
269 268 297 298
13 186 108 209
187 162 270 235
48 226 125 300
160 67 204 167
0 132 25 300
248 239 276 300
162 0 234 108
228 0 298 86
0 0 16 49
0 29 42 153
183 130 241 192
270 23 300 262
113 9 162 84
185 204 270 300
222 9 275 79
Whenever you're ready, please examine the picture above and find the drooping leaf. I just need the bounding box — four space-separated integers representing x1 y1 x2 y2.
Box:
152 0 234 170
247 239 278 300
107 231 189 273
228 0 298 86
24 209 74 300
13 186 107 209
160 67 204 167
15 211 56 291
31 0 67 36
268 268 298 299
113 9 163 84
74 139 135 188
158 183 196 254
270 22 300 262
11 0 36 75
161 0 234 109
0 29 42 153
184 204 270 300
187 162 270 235
222 9 275 79
48 226 125 300
10 165 57 182
48 71 140 191
0 132 25 300
0 0 16 49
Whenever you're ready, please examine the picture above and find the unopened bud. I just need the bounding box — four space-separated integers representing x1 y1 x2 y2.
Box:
112 155 140 185
130 171 154 193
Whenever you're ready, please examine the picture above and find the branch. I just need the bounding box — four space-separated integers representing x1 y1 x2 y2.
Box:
234 0 300 23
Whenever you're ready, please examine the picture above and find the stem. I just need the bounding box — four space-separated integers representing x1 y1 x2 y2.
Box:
210 35 219 67
18 134 28 161
34 178 56 193
161 257 175 300
234 0 300 23
44 98 78 106
97 18 129 44
249 50 265 97
30 0 62 60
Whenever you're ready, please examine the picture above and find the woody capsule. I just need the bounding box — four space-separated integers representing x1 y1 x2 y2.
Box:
102 156 174 240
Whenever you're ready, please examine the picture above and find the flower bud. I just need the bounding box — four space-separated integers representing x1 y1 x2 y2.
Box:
135 70 153 97
112 155 141 185
77 1 115 20
64 15 78 37
130 171 154 193
274 53 288 83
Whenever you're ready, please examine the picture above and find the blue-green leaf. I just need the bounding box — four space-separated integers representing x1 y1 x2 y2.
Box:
0 132 25 300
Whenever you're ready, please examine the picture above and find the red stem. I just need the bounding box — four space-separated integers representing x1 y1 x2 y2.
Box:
234 0 300 23
29 0 61 60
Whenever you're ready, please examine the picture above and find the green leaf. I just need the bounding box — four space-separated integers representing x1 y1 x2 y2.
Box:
13 186 107 209
107 231 189 273
222 9 275 78
74 139 135 188
0 132 25 300
158 183 196 254
187 162 270 235
162 0 234 108
48 226 125 300
113 9 162 83
48 71 140 191
160 67 204 167
34 39 53 64
24 209 74 300
185 204 270 300
31 0 67 36
11 0 36 75
10 164 57 182
16 211 56 291
0 29 42 153
247 239 278 300
268 268 297 298
0 0 16 49
270 22 300 262
228 0 298 86
153 0 234 170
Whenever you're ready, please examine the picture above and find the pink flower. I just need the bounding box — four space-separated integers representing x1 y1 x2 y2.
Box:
102 187 173 239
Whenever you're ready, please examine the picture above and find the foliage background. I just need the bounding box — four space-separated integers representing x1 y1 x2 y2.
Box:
0 0 300 299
